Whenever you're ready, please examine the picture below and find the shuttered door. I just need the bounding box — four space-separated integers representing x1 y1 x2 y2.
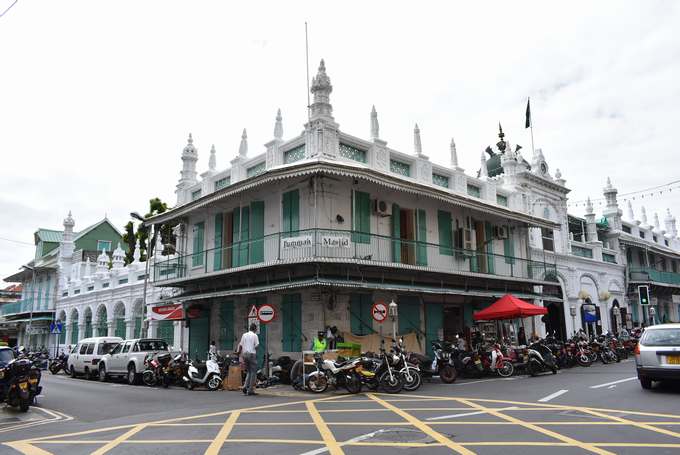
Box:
504 226 515 266
425 303 443 357
232 209 240 268
281 294 302 352
84 314 93 338
392 203 401 263
115 318 125 339
232 208 251 267
250 201 264 264
97 313 107 337
214 213 223 271
350 294 374 336
189 311 211 361
416 209 427 266
484 222 495 274
157 320 175 347
71 322 79 344
219 301 234 350
192 222 205 267
352 191 371 244
438 210 453 256
282 189 300 236
398 296 421 337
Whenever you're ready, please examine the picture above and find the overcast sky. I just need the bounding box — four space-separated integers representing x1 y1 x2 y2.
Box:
2 1 680 284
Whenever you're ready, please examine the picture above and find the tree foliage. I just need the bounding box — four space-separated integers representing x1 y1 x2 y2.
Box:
123 197 177 264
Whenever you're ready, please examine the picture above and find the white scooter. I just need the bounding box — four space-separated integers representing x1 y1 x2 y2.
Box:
183 352 222 391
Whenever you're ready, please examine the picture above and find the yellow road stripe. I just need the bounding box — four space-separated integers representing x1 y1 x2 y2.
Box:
3 441 54 455
454 398 614 455
225 438 324 445
91 424 147 455
306 400 344 455
595 443 680 447
367 393 475 455
578 407 680 440
204 411 240 455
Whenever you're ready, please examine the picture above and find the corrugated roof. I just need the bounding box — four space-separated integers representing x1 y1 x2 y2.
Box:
35 229 63 243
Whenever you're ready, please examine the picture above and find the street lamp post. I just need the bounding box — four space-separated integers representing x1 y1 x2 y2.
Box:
388 300 398 342
131 212 159 339
569 303 577 336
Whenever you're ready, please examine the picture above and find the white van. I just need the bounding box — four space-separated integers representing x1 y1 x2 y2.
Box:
68 337 122 380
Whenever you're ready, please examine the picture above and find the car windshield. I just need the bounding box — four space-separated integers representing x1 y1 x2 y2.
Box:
98 342 118 355
641 328 680 346
0 349 14 365
137 340 168 352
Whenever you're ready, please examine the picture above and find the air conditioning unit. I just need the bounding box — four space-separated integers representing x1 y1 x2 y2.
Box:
374 199 391 216
494 225 509 239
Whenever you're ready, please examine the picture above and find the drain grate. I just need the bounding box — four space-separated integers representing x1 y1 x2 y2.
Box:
358 427 445 444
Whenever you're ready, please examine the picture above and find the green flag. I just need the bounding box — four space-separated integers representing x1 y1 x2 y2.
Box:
525 98 531 129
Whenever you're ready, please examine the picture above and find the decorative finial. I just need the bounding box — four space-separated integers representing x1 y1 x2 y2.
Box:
498 123 504 140
133 238 141 263
479 151 488 178
188 133 193 144
310 58 333 111
496 123 507 152
370 105 379 140
641 206 648 225
274 109 283 139
64 210 75 228
627 200 635 221
209 144 216 171
586 197 593 214
238 128 248 157
555 168 562 179
450 138 458 168
654 212 661 230
414 123 422 157
183 133 197 155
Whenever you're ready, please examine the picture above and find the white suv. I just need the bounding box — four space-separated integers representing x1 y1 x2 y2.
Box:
635 323 680 389
98 338 169 385
67 337 122 380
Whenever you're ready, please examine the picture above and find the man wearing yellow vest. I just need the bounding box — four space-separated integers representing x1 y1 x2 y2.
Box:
312 331 327 352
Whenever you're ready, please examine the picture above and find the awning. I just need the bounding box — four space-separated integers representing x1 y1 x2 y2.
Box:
163 278 562 304
148 304 184 321
473 294 548 321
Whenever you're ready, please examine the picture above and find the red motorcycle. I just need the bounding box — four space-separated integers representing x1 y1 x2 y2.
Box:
479 344 514 377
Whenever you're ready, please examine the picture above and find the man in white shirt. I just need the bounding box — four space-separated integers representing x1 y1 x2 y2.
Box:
237 323 260 395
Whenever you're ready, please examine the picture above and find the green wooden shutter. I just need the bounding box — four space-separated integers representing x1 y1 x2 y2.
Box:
97 313 107 337
416 209 427 266
240 207 250 266
45 275 51 309
115 318 126 338
282 294 302 352
71 322 79 344
425 303 443 357
157 320 175 347
504 226 515 265
282 189 300 236
398 296 421 337
437 210 453 256
219 301 234 350
392 203 401 263
352 191 371 244
250 201 264 264
134 316 142 338
232 209 240 268
214 213 223 271
350 294 373 336
484 222 495 274
84 314 92 338
192 222 205 267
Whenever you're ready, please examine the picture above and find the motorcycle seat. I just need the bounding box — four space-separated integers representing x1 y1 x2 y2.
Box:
194 363 208 376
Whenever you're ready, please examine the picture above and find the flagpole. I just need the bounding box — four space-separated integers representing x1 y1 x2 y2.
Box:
528 97 535 155
530 121 535 155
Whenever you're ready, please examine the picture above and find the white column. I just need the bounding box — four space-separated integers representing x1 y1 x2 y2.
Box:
107 320 115 337
148 320 158 338
125 319 135 339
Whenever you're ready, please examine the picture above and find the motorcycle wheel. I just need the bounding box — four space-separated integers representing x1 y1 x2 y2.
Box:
307 373 328 393
142 370 156 387
497 361 514 378
19 397 30 412
402 368 422 391
344 374 362 394
365 378 379 391
379 371 403 394
551 366 558 374
576 355 591 367
207 374 222 391
49 363 60 375
439 365 458 384
588 352 598 363
601 354 610 365
526 361 538 377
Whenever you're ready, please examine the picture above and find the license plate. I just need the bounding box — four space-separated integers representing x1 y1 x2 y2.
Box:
19 382 28 391
667 355 680 365
474 360 481 365
29 378 38 385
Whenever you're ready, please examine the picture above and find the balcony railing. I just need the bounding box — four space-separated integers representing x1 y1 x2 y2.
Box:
629 267 680 286
154 228 556 284
0 299 35 317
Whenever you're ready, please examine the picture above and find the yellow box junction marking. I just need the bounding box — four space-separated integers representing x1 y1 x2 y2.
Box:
91 423 148 455
306 400 344 455
204 411 241 455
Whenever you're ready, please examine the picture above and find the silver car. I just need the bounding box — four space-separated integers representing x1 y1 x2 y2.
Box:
635 323 680 389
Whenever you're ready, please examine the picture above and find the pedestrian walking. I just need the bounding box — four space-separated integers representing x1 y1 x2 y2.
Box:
237 323 259 396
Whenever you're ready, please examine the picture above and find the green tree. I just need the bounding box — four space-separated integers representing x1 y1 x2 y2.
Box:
123 197 177 263
122 221 136 265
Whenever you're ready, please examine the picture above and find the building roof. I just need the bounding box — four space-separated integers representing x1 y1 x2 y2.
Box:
34 229 63 243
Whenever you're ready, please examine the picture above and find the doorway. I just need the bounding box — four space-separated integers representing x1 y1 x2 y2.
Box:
442 305 463 342
188 307 211 361
545 302 566 340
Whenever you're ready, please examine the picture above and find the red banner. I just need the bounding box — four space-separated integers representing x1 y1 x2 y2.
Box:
149 304 184 321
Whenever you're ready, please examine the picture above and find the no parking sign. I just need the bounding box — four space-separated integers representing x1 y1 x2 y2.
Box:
372 302 388 323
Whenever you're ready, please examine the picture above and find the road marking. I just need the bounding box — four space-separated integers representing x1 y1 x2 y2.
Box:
91 423 148 455
578 407 680 440
299 428 388 455
427 407 517 421
454 398 616 455
204 411 240 455
538 389 568 402
589 376 637 389
367 393 475 455
306 400 344 455
3 441 53 455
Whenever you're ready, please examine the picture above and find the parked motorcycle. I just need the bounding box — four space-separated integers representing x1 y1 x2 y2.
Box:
0 358 41 412
407 340 458 383
183 352 222 390
482 343 514 377
575 340 593 367
526 341 558 376
360 341 405 393
392 340 422 391
49 352 69 375
294 352 363 394
142 353 161 386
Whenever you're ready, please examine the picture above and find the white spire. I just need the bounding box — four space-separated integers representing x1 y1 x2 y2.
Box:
179 133 198 186
83 257 92 279
641 206 649 226
370 105 379 140
414 124 423 157
654 212 661 231
479 151 488 178
274 109 283 140
238 129 248 157
626 200 635 221
112 242 125 269
450 138 458 168
309 59 333 119
665 208 678 237
133 238 141 263
586 197 593 215
208 144 216 171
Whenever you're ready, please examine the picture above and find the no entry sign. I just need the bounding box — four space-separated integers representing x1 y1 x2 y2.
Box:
257 304 276 324
372 302 388 323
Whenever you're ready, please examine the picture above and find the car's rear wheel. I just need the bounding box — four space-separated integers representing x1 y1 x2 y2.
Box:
70 366 77 378
99 365 108 382
127 365 139 385
640 377 653 390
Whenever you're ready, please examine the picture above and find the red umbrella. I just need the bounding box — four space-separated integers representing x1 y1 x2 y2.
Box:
473 294 548 321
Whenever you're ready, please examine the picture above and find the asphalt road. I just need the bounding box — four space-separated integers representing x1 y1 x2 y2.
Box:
2 358 680 454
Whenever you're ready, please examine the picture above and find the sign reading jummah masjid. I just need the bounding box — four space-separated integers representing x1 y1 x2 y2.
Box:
281 234 351 250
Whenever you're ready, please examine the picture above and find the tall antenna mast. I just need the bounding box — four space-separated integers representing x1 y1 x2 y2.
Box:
305 22 311 121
